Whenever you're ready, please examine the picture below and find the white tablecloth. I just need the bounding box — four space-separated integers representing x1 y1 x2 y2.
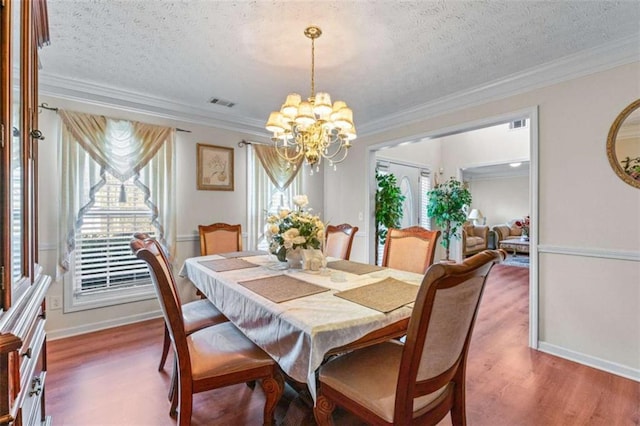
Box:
179 255 423 401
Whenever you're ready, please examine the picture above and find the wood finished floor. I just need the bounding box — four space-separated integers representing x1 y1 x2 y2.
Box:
46 264 640 425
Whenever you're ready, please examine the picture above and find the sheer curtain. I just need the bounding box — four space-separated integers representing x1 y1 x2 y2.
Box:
247 143 302 250
58 110 176 275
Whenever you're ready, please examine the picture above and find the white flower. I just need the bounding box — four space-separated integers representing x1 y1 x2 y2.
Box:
293 195 309 208
279 209 290 219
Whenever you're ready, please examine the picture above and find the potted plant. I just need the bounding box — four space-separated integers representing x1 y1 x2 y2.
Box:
427 177 472 261
375 172 405 264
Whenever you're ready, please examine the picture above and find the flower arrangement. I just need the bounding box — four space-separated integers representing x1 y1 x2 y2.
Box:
515 215 530 238
266 195 325 262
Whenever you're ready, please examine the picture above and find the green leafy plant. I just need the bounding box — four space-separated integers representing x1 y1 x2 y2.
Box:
375 172 405 264
427 177 472 261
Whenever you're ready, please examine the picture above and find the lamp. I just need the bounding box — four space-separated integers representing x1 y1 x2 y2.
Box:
468 209 485 226
265 26 356 173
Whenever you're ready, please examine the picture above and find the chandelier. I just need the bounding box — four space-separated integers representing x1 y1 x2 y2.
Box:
265 26 356 172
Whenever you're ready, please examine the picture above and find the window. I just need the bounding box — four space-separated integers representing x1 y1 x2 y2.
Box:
59 110 175 312
74 172 155 294
247 145 302 251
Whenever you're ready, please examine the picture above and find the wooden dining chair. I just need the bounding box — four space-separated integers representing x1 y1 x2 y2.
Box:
131 237 284 426
325 223 359 260
132 233 228 373
314 249 505 426
382 226 441 274
198 222 242 255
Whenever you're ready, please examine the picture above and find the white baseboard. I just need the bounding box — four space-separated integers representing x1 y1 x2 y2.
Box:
538 341 639 382
47 310 163 341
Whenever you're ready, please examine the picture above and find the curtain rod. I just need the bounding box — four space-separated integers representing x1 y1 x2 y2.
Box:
39 103 58 112
238 139 272 147
37 103 191 132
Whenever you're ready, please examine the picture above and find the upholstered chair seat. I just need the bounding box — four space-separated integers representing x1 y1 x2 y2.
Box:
318 341 448 423
188 322 276 381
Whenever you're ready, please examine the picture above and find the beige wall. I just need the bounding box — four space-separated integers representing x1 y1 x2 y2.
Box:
325 62 640 379
466 176 530 227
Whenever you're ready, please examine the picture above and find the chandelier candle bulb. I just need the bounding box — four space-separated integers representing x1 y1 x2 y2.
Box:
266 26 356 170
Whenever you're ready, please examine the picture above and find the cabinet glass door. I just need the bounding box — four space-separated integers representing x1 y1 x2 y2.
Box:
11 0 25 284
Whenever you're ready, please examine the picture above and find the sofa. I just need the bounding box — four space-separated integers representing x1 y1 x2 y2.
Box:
462 223 489 257
493 222 529 254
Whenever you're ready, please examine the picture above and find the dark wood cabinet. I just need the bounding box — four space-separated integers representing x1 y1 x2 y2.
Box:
0 1 51 424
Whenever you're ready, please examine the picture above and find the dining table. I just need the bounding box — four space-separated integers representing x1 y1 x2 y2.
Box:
178 252 424 402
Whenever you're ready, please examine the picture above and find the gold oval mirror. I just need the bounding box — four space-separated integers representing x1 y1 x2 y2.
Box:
607 99 640 189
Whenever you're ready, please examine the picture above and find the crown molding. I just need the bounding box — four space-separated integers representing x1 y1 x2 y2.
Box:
38 73 268 136
38 35 639 137
359 35 640 136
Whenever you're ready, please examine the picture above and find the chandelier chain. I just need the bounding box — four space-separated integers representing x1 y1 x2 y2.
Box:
310 36 315 99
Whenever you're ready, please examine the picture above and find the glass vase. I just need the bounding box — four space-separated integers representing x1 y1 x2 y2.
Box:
286 248 303 269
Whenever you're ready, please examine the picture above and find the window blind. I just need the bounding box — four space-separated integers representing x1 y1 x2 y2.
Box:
74 173 155 294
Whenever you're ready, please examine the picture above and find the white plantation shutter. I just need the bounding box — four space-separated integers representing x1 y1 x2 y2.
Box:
73 172 155 294
419 171 433 230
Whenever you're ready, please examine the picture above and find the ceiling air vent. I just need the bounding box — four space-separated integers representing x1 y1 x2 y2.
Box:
209 97 235 108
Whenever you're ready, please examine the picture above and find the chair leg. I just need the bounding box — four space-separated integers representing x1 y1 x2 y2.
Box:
158 323 170 371
450 368 468 426
177 380 193 426
260 371 284 426
169 380 178 419
313 395 336 426
168 358 177 402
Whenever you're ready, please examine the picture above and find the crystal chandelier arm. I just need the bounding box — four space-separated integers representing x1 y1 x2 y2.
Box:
321 139 351 164
274 139 304 164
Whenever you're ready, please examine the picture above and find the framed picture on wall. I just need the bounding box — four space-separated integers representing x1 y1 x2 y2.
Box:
196 143 234 191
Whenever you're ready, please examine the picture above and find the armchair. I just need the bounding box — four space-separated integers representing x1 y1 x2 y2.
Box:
462 223 489 257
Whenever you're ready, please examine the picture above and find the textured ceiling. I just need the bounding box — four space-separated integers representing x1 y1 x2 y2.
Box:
39 0 640 134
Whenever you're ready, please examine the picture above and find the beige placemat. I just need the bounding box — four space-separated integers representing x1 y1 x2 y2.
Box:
238 275 330 303
199 258 259 272
334 277 418 313
219 250 268 258
327 260 386 275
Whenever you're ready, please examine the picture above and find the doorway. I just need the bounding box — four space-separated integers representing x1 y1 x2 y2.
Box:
367 107 539 347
